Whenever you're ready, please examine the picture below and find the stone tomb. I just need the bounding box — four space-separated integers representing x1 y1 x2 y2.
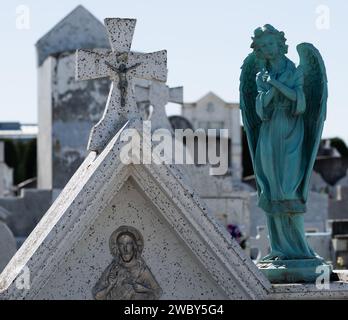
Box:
0 17 269 300
0 119 269 299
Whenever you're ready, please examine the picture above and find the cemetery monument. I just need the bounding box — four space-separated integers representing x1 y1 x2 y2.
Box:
0 17 269 300
240 24 331 283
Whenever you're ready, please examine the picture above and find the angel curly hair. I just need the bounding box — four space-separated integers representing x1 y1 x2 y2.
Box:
250 24 288 59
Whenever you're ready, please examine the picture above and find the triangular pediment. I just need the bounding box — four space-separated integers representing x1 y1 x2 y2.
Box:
196 91 228 106
0 120 270 299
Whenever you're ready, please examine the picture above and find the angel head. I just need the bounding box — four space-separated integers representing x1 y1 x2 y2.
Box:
251 24 288 61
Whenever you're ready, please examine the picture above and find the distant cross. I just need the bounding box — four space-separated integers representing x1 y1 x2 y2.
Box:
136 80 183 132
76 18 167 153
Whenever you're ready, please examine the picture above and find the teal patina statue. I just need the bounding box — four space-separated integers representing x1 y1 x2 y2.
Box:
240 24 331 283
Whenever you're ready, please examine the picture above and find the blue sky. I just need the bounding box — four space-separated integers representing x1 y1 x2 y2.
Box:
0 0 347 141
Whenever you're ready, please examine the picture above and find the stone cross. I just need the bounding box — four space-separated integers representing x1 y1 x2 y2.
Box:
76 18 168 153
136 80 183 131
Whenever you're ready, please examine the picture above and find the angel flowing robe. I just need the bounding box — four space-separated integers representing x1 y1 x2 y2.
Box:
254 58 307 215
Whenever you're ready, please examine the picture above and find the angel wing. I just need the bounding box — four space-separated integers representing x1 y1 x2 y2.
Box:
239 52 262 192
297 43 328 201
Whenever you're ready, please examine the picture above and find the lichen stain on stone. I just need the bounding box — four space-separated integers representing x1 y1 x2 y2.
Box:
53 80 110 122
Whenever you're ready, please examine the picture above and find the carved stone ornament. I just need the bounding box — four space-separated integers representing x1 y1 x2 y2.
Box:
92 226 162 300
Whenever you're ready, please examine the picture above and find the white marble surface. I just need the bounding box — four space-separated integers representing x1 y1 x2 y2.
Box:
0 119 270 300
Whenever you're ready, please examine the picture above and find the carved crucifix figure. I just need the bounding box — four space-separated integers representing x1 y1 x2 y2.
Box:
76 18 167 153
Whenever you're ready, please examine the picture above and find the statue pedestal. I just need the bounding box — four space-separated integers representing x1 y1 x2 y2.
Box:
257 259 332 284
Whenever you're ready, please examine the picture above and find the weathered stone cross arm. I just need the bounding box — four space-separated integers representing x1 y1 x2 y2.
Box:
167 86 184 104
136 82 183 106
76 18 167 83
75 49 167 83
135 82 183 131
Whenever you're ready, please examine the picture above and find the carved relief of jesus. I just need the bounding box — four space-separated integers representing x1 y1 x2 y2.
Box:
92 226 162 300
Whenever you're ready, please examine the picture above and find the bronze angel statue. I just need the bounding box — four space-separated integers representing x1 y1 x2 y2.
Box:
240 24 330 281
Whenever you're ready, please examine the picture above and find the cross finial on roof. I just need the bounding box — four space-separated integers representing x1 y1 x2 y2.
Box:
136 81 183 132
76 18 168 153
